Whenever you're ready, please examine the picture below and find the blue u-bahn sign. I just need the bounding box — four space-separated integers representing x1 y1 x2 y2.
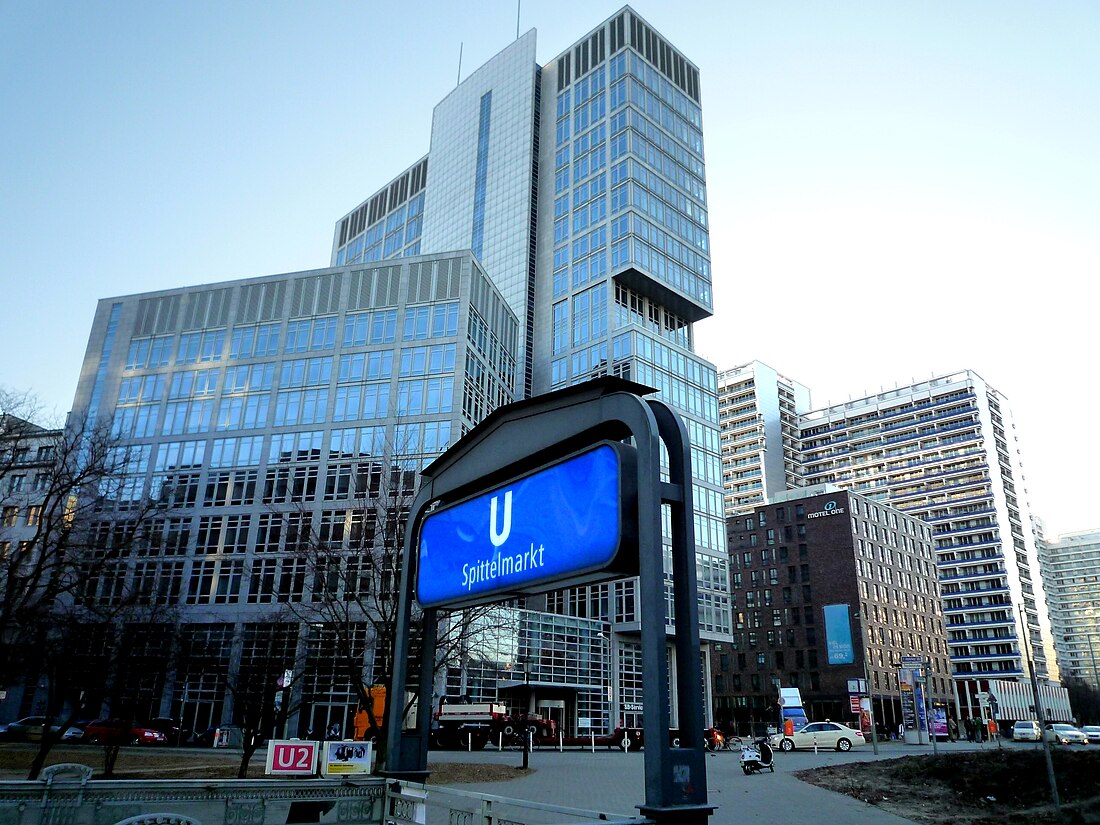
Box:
416 441 638 608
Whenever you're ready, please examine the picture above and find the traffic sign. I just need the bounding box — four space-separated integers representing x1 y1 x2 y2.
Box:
850 696 862 714
265 740 318 776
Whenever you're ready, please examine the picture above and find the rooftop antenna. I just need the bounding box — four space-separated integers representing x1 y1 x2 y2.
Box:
457 42 463 86
516 0 521 39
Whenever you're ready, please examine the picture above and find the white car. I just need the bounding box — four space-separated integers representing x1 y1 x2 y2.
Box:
1045 723 1088 745
1012 720 1042 741
1081 725 1100 745
772 721 867 752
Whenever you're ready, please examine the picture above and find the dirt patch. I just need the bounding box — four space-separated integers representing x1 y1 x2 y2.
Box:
0 745 259 780
426 763 529 785
796 749 1100 824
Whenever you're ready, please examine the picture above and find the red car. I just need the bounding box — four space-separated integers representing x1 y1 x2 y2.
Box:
81 719 168 745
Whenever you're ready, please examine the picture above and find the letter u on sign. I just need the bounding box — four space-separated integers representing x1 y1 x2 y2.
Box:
489 491 512 547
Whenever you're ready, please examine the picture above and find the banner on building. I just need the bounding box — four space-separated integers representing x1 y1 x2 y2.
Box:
823 603 855 665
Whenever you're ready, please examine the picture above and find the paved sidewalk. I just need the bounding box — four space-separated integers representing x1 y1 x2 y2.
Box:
425 739 1016 825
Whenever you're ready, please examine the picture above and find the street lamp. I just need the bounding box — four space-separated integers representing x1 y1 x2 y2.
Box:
1019 610 1060 812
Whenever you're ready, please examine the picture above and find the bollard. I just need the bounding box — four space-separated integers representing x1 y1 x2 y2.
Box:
590 731 596 753
559 731 563 752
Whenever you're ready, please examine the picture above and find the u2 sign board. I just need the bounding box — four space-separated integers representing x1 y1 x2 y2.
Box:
416 441 638 609
265 740 318 776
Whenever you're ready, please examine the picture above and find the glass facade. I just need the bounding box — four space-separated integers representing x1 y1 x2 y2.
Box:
67 253 519 736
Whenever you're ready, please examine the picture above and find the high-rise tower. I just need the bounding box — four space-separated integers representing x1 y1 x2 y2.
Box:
330 6 731 728
798 371 1059 710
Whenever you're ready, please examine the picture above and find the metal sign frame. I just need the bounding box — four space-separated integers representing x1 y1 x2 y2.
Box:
383 378 711 825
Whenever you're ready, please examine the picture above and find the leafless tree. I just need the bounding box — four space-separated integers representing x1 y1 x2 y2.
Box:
280 436 513 769
1 390 177 778
225 621 305 778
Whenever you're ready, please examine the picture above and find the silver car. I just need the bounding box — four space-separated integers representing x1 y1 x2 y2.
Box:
1012 720 1042 741
1045 723 1088 745
1081 725 1100 744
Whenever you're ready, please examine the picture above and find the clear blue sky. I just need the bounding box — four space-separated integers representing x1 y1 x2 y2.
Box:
1 1 1097 536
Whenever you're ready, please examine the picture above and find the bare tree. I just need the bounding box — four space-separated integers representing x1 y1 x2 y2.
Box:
226 621 304 778
280 436 511 769
1 390 177 778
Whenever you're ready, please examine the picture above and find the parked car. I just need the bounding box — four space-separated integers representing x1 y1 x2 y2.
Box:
0 716 62 742
771 721 867 752
1012 720 1043 741
1081 725 1100 744
143 717 185 745
81 719 168 745
1045 723 1088 745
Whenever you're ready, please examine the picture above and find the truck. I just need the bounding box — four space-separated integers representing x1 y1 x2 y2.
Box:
778 687 809 734
430 696 556 750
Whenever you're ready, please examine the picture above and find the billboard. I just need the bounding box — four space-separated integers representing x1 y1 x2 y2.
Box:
823 603 855 665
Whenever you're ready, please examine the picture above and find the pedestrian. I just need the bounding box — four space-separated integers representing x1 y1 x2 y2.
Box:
897 722 905 741
948 717 958 742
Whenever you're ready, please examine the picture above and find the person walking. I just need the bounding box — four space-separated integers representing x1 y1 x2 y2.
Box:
948 716 958 742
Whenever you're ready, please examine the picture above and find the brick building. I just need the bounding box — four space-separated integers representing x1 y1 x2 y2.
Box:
713 485 953 735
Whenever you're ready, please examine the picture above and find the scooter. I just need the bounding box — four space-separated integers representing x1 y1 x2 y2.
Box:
740 736 775 774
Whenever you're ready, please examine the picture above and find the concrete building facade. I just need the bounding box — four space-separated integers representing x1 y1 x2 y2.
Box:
797 371 1058 718
716 361 810 517
1039 529 1100 689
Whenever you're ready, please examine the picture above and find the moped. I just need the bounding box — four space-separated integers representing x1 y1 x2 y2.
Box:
739 736 775 774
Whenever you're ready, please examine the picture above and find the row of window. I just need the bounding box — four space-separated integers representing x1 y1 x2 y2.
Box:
124 305 459 372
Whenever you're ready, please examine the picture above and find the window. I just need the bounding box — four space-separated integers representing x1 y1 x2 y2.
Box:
1 507 17 527
25 505 42 526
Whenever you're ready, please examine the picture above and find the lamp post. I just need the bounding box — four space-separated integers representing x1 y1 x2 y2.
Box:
1020 611 1060 812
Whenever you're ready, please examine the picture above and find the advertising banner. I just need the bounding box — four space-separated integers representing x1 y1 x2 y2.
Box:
823 603 855 665
321 740 373 776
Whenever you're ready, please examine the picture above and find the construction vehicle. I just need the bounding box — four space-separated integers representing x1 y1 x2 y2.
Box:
431 696 556 750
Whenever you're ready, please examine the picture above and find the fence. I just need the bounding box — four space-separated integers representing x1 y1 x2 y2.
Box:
0 763 386 825
385 780 651 825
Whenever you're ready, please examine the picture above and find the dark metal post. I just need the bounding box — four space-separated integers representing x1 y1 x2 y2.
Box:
1020 612 1060 811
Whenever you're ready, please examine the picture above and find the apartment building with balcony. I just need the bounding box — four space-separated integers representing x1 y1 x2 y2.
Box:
1039 529 1100 689
798 371 1058 715
717 361 809 517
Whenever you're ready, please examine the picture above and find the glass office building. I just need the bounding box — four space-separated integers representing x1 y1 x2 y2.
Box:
49 6 729 737
64 253 518 736
330 7 731 729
